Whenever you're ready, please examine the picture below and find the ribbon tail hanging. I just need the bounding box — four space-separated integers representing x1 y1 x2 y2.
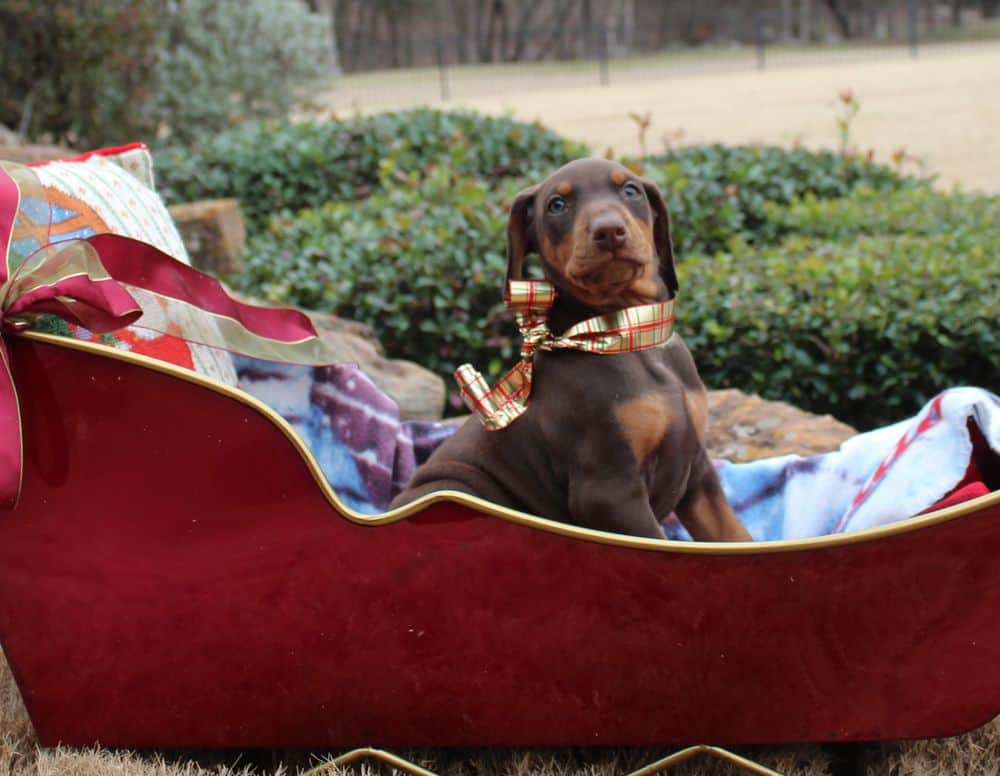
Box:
455 359 534 431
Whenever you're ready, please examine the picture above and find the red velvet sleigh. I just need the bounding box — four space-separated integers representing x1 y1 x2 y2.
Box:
1 329 999 749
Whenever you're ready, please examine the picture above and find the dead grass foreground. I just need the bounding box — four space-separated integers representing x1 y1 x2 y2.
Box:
0 651 997 775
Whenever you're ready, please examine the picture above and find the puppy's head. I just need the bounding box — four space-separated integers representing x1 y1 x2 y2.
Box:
505 158 678 309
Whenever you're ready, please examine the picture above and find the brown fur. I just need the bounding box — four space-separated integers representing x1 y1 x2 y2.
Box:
684 390 708 442
392 158 751 542
615 394 672 464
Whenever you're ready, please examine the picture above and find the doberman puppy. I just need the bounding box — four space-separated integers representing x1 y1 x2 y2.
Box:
391 158 752 542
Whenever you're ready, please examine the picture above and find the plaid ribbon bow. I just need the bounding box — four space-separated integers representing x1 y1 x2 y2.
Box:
455 279 675 431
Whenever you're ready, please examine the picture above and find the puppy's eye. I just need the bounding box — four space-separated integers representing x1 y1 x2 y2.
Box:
622 182 642 199
547 196 568 214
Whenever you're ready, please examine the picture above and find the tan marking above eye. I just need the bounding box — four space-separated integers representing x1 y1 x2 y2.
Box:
557 181 573 196
615 394 671 464
610 171 627 186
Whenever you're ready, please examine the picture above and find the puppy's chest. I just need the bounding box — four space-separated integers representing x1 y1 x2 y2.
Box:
611 390 695 468
534 350 701 464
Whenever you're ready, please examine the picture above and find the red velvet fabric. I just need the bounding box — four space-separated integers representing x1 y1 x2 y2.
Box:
1 337 999 748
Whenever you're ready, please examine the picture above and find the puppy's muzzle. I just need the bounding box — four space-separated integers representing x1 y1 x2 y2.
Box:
591 213 627 252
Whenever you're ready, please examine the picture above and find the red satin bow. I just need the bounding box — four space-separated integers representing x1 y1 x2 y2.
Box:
0 164 331 509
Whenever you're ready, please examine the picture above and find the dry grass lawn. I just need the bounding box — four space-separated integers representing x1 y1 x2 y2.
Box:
316 41 1000 194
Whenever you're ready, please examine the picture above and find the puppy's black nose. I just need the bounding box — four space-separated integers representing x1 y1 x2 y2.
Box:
591 215 627 251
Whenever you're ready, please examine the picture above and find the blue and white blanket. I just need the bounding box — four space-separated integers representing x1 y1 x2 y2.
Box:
687 387 999 540
235 355 998 541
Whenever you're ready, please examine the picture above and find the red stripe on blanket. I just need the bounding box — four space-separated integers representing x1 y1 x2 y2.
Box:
26 143 149 167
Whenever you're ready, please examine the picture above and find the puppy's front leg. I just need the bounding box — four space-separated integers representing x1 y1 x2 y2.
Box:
568 469 665 539
675 451 752 542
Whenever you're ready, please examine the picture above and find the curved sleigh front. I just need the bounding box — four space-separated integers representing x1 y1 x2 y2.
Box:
1 333 999 749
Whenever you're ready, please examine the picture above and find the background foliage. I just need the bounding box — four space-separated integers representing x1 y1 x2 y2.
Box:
227 112 989 429
636 145 914 256
153 109 587 225
152 0 326 145
0 0 160 145
0 0 325 148
683 187 1000 428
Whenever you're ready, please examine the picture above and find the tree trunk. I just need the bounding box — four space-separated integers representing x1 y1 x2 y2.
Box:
800 0 813 42
822 0 852 38
510 0 543 61
447 0 471 64
620 0 636 53
534 0 577 60
385 7 400 68
983 0 1000 18
950 0 963 24
580 0 592 56
364 1 378 69
781 0 794 41
313 0 342 77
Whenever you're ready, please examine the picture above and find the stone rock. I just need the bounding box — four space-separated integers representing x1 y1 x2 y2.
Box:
167 199 246 276
0 143 73 164
705 388 857 462
306 310 446 422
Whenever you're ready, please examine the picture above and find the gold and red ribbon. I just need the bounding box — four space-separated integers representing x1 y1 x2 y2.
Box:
455 279 675 431
0 161 337 509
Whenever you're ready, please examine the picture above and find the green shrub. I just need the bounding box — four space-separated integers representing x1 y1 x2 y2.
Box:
682 187 1000 429
0 0 160 147
152 110 587 227
234 132 989 428
237 162 522 404
1 0 325 149
151 0 327 145
763 184 998 241
638 145 921 256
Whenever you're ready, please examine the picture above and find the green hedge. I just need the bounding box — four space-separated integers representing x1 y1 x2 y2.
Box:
638 145 921 256
237 163 521 404
239 179 998 427
683 187 1000 428
223 111 989 427
153 109 585 227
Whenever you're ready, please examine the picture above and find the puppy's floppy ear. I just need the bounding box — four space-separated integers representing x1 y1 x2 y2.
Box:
505 184 539 287
640 176 679 297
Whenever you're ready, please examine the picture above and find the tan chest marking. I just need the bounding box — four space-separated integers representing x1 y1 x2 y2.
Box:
683 389 708 442
615 394 672 464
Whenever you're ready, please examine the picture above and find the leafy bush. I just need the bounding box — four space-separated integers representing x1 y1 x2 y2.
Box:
232 124 987 427
0 0 325 148
0 0 160 146
153 109 587 226
763 184 997 241
638 145 921 256
682 187 1000 428
237 162 522 398
152 0 327 145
